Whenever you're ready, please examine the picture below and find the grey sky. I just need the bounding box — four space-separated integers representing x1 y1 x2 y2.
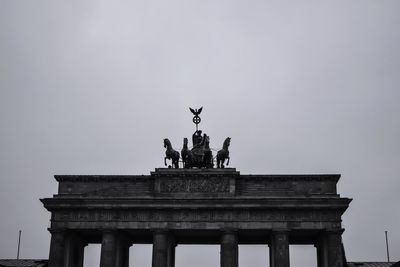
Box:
1 1 399 266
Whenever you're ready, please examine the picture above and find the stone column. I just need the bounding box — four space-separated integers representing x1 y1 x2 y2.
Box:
316 229 345 267
220 231 238 267
326 230 345 267
100 231 118 267
152 230 171 267
315 233 328 267
115 235 131 267
48 229 66 267
167 242 176 267
100 231 131 267
269 230 290 267
65 234 86 267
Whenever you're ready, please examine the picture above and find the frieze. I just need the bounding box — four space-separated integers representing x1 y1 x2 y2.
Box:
156 177 233 193
53 209 341 223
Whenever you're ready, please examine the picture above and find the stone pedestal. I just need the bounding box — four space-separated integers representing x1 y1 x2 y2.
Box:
269 230 290 267
48 230 66 267
220 231 238 267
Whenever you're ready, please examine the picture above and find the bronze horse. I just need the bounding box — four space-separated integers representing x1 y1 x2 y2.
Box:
164 138 180 168
203 134 214 168
217 137 231 168
181 137 193 168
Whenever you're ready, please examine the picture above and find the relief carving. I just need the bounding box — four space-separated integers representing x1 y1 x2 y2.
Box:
159 177 230 193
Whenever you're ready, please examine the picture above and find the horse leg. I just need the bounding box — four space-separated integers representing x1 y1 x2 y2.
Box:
188 154 193 168
176 153 180 168
206 154 211 168
164 157 167 166
221 158 225 168
227 157 230 166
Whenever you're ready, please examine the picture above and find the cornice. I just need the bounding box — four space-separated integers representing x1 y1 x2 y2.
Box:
41 197 352 211
54 174 341 183
54 175 150 182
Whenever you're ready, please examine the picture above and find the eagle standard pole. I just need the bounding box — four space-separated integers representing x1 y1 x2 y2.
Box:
17 230 21 259
385 231 390 262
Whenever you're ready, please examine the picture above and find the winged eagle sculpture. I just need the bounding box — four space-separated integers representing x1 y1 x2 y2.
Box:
189 107 203 116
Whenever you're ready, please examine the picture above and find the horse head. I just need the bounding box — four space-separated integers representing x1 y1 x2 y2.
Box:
204 135 210 148
164 138 171 148
224 137 231 149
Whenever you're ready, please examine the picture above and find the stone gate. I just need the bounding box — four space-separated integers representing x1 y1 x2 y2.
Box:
41 168 351 267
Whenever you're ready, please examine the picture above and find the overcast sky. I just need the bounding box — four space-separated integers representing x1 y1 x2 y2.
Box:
1 1 399 266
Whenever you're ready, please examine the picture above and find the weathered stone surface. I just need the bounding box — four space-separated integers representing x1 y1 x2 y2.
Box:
48 230 65 267
64 234 85 267
54 169 340 198
44 169 349 235
220 231 238 267
42 168 351 267
152 231 174 267
269 230 290 267
326 230 345 267
100 231 117 267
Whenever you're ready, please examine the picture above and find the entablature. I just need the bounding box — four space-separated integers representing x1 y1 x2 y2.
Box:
53 169 342 199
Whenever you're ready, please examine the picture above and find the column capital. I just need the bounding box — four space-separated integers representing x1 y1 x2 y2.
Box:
102 229 118 234
221 228 238 234
324 228 345 235
316 229 344 246
48 228 66 234
152 229 174 242
152 229 171 234
220 230 238 244
271 229 290 234
271 228 290 236
118 232 132 245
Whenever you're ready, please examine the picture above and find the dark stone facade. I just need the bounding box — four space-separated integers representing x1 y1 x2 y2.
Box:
0 260 48 267
41 168 352 267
